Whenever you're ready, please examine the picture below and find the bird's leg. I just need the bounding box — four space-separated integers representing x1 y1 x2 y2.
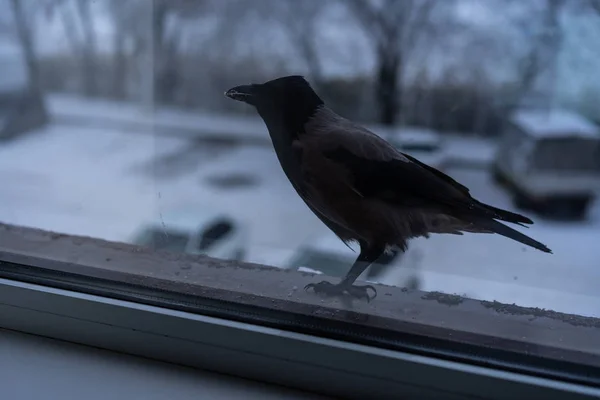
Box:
304 245 383 301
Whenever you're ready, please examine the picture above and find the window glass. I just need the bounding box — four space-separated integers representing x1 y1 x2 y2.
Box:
1 0 599 383
135 228 190 253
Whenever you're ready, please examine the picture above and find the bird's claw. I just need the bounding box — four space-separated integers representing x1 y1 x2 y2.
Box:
304 281 377 302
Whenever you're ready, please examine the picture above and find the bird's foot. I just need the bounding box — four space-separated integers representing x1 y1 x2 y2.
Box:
304 281 377 302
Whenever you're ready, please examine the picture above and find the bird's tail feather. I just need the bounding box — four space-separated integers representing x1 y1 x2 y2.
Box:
476 201 533 227
478 219 552 253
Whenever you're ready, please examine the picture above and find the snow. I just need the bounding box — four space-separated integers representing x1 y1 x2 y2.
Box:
188 146 327 259
0 121 328 265
47 93 270 144
441 134 498 168
0 124 189 241
512 109 599 139
297 266 324 275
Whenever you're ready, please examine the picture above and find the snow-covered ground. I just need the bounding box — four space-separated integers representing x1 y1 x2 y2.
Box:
0 120 328 262
0 124 185 240
47 93 498 169
46 93 270 144
1 95 599 317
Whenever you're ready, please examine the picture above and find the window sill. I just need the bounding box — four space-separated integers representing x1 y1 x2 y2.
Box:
0 222 599 399
1 329 329 400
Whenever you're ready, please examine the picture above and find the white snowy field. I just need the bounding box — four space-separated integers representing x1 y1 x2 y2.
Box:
1 95 599 317
0 121 327 262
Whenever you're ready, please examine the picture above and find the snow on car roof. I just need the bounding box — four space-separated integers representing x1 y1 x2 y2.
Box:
512 109 599 139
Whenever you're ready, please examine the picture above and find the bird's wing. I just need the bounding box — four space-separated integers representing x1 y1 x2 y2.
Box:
324 143 474 210
302 120 530 224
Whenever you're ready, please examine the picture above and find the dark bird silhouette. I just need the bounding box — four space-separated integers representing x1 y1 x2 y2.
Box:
225 75 552 301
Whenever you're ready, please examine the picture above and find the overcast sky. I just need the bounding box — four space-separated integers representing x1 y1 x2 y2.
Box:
1 0 599 108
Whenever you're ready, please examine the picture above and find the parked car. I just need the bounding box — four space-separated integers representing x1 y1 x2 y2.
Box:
129 209 248 261
282 232 421 289
493 108 600 220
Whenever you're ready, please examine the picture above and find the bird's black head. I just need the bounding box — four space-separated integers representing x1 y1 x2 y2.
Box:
225 75 324 138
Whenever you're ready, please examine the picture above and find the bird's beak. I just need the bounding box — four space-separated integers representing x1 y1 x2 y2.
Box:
224 84 255 103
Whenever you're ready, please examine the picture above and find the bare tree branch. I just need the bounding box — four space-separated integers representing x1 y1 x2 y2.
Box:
274 1 325 83
344 0 439 125
505 0 565 111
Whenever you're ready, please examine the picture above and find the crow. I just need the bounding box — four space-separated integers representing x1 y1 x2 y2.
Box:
225 75 552 301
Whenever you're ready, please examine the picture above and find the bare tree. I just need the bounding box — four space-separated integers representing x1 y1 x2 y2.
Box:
106 0 147 99
6 0 49 135
151 0 207 104
478 0 566 120
344 0 438 125
46 0 100 96
419 0 567 134
201 0 326 83
51 0 80 55
9 0 41 94
107 0 129 99
75 0 98 96
273 1 325 84
505 0 565 111
0 1 14 36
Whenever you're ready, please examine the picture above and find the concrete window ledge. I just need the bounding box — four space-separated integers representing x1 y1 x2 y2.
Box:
0 223 599 400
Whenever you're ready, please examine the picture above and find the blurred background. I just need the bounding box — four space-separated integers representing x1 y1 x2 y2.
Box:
0 0 599 315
